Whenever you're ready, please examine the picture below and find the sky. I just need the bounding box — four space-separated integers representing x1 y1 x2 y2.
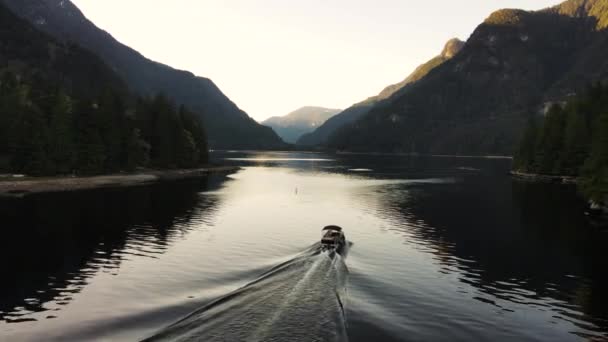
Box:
72 0 559 122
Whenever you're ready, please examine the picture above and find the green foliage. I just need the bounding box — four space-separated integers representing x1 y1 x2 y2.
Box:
47 90 75 174
554 0 608 30
180 105 208 166
0 73 209 176
10 106 50 176
485 9 528 25
514 83 608 202
561 104 590 175
73 102 106 175
1 1 282 149
514 118 539 171
535 105 567 174
581 111 608 202
0 4 208 176
125 128 150 171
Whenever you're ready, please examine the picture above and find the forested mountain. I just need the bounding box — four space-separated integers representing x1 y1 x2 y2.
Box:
514 83 608 203
297 38 464 146
0 3 208 176
0 0 284 149
262 107 341 143
326 0 608 155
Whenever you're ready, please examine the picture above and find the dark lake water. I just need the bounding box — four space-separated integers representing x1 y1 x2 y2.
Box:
1 151 608 341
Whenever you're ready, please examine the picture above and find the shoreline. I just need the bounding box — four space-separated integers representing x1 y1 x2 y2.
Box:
334 151 513 159
0 166 240 198
509 171 578 184
211 149 514 159
510 171 608 221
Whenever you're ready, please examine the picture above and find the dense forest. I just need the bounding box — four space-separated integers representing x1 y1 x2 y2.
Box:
514 83 608 203
0 3 208 176
0 73 208 176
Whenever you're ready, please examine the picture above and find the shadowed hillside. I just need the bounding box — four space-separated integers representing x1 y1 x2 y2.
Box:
1 0 284 149
0 3 208 175
326 0 608 155
297 38 464 146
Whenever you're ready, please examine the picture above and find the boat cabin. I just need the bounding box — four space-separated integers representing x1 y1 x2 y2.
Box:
321 225 345 247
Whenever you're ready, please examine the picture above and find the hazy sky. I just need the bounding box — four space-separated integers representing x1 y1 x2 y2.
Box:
72 0 558 121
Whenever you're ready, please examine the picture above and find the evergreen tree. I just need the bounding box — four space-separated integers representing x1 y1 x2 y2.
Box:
176 128 198 168
513 83 608 203
150 94 178 167
535 104 566 174
93 90 125 171
11 106 50 175
560 105 589 176
180 105 209 165
125 128 150 171
47 90 75 174
1 73 209 175
514 117 539 172
581 112 608 202
0 74 21 160
74 102 106 175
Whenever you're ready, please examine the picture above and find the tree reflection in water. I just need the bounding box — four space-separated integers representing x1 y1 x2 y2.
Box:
0 176 226 323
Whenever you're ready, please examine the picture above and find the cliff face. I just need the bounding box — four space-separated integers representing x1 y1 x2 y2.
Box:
1 0 285 149
297 38 464 146
326 0 608 155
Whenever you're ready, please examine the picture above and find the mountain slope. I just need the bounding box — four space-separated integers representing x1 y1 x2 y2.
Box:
262 107 341 143
327 0 608 155
549 0 608 29
297 38 464 146
1 0 284 149
1 0 127 167
0 3 209 175
0 3 126 99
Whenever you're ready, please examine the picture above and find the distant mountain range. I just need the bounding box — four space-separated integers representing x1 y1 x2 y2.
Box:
1 0 284 150
307 0 608 155
297 38 465 146
4 0 608 156
262 107 341 143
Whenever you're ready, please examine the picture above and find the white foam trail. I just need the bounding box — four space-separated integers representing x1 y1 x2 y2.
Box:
144 246 349 342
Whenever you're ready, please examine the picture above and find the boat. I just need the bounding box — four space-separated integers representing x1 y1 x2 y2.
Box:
321 225 346 251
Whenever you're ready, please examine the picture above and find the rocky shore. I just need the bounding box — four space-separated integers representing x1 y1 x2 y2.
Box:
0 166 240 198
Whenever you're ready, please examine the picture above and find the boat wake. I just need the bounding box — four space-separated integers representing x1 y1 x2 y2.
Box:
143 243 350 342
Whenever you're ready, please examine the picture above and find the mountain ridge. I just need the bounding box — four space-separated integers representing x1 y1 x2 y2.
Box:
324 0 608 155
0 2 209 175
297 38 465 146
0 0 284 149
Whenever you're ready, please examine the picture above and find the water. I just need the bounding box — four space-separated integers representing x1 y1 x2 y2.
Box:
1 151 607 341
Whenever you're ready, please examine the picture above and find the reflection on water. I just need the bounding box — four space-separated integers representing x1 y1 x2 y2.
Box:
225 157 334 162
364 172 608 340
1 151 608 341
0 177 224 329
